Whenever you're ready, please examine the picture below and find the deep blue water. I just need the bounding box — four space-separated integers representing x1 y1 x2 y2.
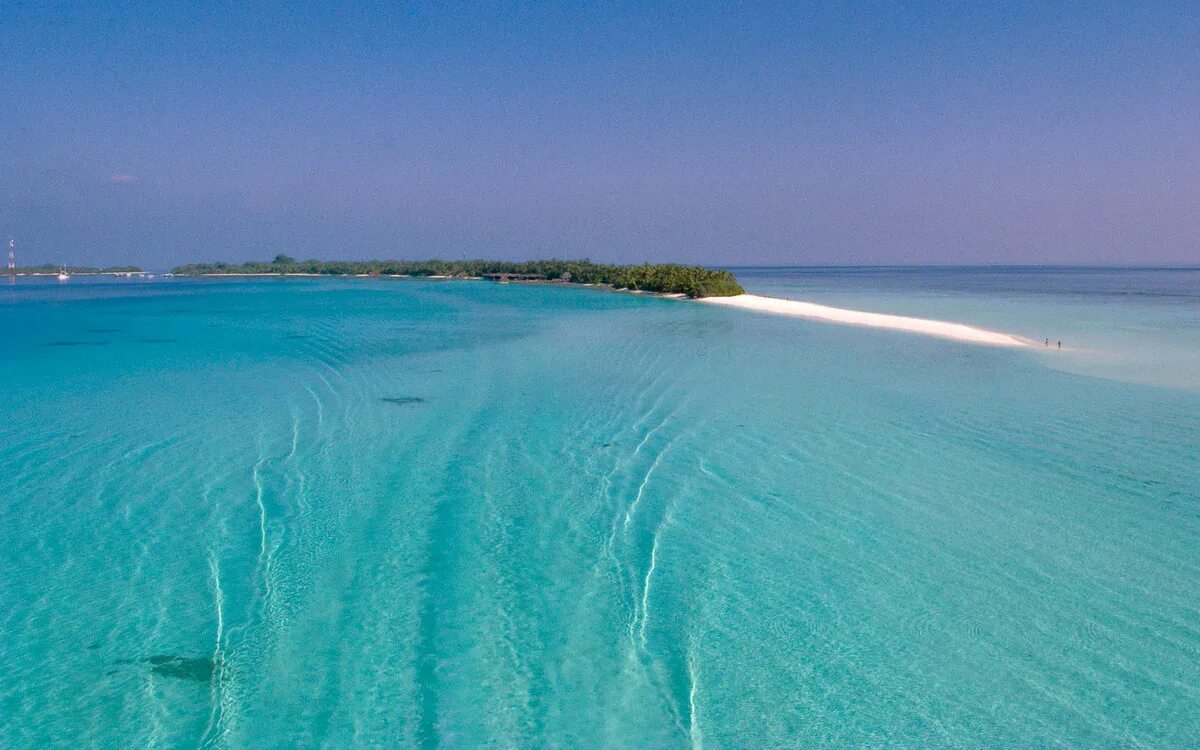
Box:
2 270 1198 747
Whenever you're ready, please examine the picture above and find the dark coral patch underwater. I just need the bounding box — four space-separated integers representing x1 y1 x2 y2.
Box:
147 654 217 682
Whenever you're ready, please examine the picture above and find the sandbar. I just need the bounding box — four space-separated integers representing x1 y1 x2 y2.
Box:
699 294 1029 347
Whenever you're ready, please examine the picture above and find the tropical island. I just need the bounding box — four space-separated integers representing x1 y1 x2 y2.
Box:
10 264 145 275
171 256 745 298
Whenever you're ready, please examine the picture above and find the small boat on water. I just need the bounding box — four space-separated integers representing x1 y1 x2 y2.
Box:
56 267 70 281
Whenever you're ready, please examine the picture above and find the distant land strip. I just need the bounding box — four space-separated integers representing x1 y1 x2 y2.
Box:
171 256 745 298
10 264 145 275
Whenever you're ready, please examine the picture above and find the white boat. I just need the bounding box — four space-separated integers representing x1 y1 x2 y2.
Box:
56 266 71 280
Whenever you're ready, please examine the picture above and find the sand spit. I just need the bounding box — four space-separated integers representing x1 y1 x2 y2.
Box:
699 294 1029 347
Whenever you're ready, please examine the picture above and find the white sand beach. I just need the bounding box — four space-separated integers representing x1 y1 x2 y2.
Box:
699 294 1030 347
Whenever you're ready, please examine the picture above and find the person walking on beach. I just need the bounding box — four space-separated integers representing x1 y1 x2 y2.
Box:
1057 340 1062 349
1045 338 1049 347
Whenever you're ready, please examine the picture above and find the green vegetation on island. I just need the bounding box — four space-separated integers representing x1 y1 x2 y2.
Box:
11 264 145 275
171 256 745 298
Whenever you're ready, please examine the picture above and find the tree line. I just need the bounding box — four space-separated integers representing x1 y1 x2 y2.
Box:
171 256 745 298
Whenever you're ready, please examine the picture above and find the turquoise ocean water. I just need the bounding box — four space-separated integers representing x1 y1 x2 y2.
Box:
2 269 1197 747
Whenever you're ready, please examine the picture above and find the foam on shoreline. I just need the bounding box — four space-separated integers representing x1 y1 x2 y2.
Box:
698 294 1030 347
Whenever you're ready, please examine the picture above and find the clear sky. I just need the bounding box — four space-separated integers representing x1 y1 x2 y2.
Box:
3 2 1197 268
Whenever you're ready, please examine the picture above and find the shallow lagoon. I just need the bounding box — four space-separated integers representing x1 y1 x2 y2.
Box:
2 271 1197 747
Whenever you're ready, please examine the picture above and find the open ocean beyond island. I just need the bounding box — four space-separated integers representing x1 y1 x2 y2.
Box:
2 268 1198 747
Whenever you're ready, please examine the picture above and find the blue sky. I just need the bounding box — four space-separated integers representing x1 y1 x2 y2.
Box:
2 2 1197 267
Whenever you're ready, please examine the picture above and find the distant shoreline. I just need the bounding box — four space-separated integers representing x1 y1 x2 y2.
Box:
173 258 745 298
191 271 693 299
10 271 150 277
